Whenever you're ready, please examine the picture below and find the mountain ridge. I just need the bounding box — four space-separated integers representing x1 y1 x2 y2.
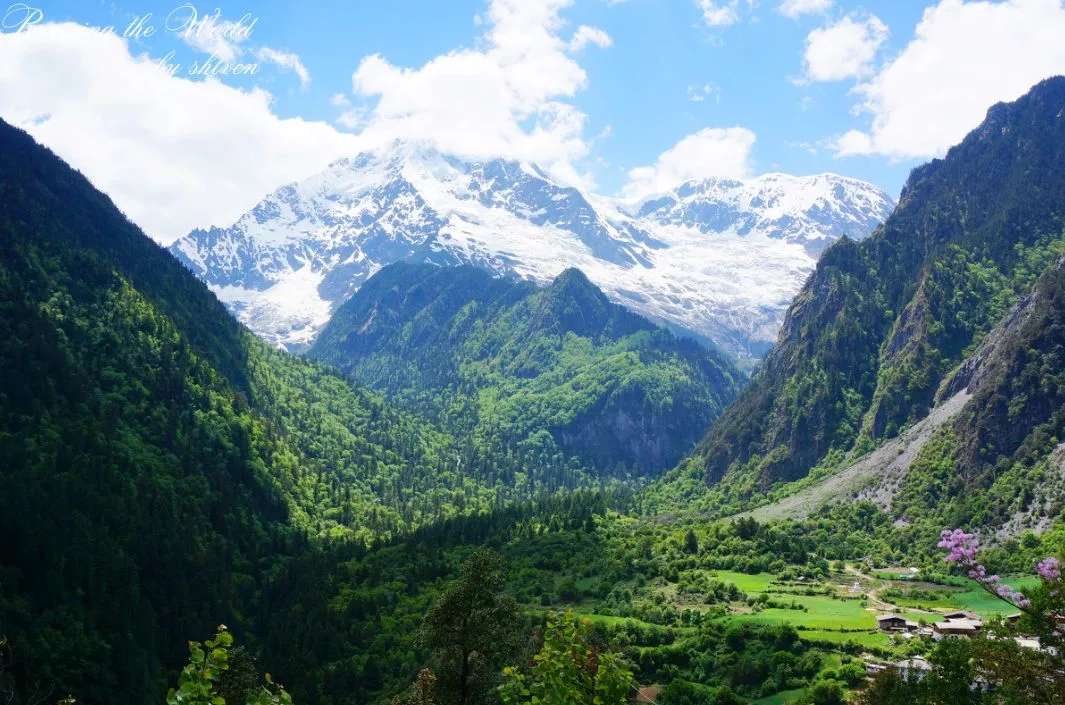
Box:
675 75 1065 500
169 145 895 360
310 261 743 476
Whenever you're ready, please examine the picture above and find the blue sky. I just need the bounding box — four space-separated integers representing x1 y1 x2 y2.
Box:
2 0 1065 242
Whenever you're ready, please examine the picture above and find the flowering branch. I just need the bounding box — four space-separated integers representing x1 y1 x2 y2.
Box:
938 529 1034 609
938 529 1065 643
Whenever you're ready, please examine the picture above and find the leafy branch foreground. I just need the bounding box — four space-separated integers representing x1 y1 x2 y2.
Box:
162 613 635 705
165 626 291 705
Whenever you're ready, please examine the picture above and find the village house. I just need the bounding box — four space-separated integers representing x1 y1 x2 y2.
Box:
876 614 918 632
895 657 933 682
941 610 979 620
932 617 982 639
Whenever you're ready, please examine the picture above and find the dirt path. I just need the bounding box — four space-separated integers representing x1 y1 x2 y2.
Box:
843 566 894 612
843 565 943 617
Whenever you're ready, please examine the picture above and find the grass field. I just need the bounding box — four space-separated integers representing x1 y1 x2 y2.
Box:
797 629 894 649
709 571 777 592
883 594 963 609
734 595 877 630
953 577 1039 615
569 611 665 629
755 687 804 705
871 568 921 580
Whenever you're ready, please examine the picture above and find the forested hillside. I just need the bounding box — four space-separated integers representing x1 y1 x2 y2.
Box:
310 263 742 480
682 76 1065 497
0 117 307 703
0 118 618 703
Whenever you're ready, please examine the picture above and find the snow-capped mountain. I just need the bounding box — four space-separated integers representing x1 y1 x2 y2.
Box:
169 143 896 360
635 173 893 258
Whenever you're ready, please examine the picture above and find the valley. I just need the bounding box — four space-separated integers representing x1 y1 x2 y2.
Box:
2 58 1065 705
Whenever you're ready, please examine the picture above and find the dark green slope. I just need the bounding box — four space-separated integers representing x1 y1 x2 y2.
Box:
0 144 291 701
889 256 1065 529
0 119 251 391
0 121 502 703
947 258 1065 480
688 76 1065 494
310 262 743 480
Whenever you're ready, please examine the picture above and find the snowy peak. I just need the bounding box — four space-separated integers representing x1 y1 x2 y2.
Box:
634 173 895 256
169 142 896 359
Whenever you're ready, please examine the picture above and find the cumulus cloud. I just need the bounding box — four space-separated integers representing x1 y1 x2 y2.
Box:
801 13 888 83
0 23 356 244
621 127 757 200
834 0 1065 160
778 0 833 18
0 0 610 243
569 25 612 51
349 0 608 187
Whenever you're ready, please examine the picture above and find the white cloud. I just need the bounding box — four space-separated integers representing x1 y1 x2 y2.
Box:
687 83 721 102
331 93 351 107
621 127 756 199
834 0 1065 160
171 8 256 62
254 47 311 90
787 140 819 155
0 23 356 245
569 25 612 51
336 106 368 130
778 0 833 18
349 0 607 187
697 0 744 26
833 129 875 155
801 13 888 83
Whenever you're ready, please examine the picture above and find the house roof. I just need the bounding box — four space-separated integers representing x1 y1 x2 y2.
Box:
934 618 982 631
895 657 932 671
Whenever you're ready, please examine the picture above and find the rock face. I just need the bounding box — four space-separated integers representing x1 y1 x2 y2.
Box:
168 142 895 360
